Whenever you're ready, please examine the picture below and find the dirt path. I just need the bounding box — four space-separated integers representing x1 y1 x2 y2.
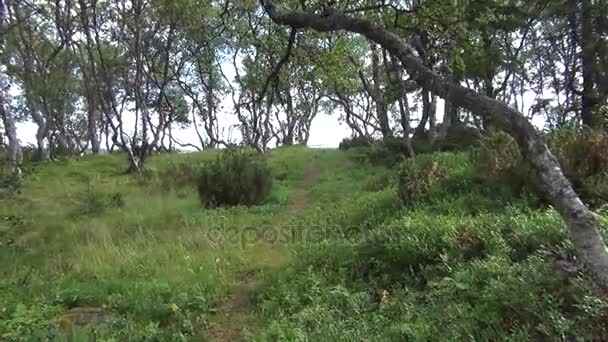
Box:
204 159 320 341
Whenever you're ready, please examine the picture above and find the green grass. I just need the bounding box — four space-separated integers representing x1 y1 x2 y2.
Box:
1 147 608 340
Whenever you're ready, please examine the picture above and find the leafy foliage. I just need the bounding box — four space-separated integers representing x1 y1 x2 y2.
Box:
141 160 202 191
474 129 608 207
338 135 374 151
398 156 448 206
71 181 124 216
197 149 273 207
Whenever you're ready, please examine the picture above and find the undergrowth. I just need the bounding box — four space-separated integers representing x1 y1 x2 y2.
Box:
2 141 608 340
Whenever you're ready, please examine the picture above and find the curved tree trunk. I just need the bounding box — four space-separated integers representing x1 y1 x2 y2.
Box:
261 1 608 292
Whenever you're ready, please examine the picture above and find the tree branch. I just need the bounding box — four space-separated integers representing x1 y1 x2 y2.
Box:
260 0 608 292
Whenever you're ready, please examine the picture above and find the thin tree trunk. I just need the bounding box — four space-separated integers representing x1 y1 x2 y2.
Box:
433 100 454 145
86 93 100 154
262 1 608 292
414 91 430 139
398 94 415 158
581 0 598 127
370 43 391 138
0 75 22 177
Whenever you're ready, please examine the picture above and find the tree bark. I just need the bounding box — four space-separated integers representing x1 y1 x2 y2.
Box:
433 99 455 145
398 94 415 158
581 0 599 127
0 74 22 177
414 91 436 141
370 43 391 138
261 1 608 292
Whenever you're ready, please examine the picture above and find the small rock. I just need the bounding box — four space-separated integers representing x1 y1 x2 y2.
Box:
55 307 115 335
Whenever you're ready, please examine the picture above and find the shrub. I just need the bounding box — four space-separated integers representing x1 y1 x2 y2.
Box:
344 136 413 167
0 169 21 195
545 128 608 182
366 143 404 167
363 173 394 192
339 136 374 151
142 160 201 191
474 130 522 178
72 182 124 216
546 128 608 206
197 148 272 207
474 129 608 207
398 156 448 206
435 124 481 152
0 304 63 342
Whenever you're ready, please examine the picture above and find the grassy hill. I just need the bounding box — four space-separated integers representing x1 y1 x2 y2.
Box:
1 146 608 340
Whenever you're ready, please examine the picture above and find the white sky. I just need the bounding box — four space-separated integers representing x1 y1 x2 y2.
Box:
13 95 544 150
14 106 353 149
9 57 544 151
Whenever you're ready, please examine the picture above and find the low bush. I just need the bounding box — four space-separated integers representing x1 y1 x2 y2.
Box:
339 135 374 151
435 123 481 152
474 130 522 178
344 137 413 167
545 128 608 183
72 182 124 216
141 160 201 191
365 144 405 167
0 169 21 195
398 156 448 206
255 203 608 340
363 172 394 192
474 129 608 207
197 148 272 207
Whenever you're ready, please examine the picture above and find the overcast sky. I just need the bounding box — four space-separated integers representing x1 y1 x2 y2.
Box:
14 102 353 149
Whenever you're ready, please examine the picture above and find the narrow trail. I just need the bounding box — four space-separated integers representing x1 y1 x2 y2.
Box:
204 159 320 341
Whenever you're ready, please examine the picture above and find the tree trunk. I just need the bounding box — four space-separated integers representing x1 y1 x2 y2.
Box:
370 43 391 138
89 109 100 154
261 1 608 292
433 100 455 145
414 91 437 141
581 0 598 127
29 111 48 160
0 75 22 177
86 94 100 154
398 94 415 158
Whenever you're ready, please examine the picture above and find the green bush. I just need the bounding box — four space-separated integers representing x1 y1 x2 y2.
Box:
365 144 403 167
256 205 608 340
0 304 63 342
339 135 374 151
72 182 124 216
344 139 411 167
473 129 608 207
0 169 21 195
141 160 201 191
197 148 272 208
363 172 394 192
546 128 608 206
472 131 539 201
398 156 448 206
474 130 522 178
435 124 481 152
545 128 608 182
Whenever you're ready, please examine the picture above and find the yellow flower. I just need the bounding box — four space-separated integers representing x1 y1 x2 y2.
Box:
169 303 180 312
378 289 390 304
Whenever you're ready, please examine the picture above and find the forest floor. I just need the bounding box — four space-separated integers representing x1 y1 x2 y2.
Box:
1 146 608 340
